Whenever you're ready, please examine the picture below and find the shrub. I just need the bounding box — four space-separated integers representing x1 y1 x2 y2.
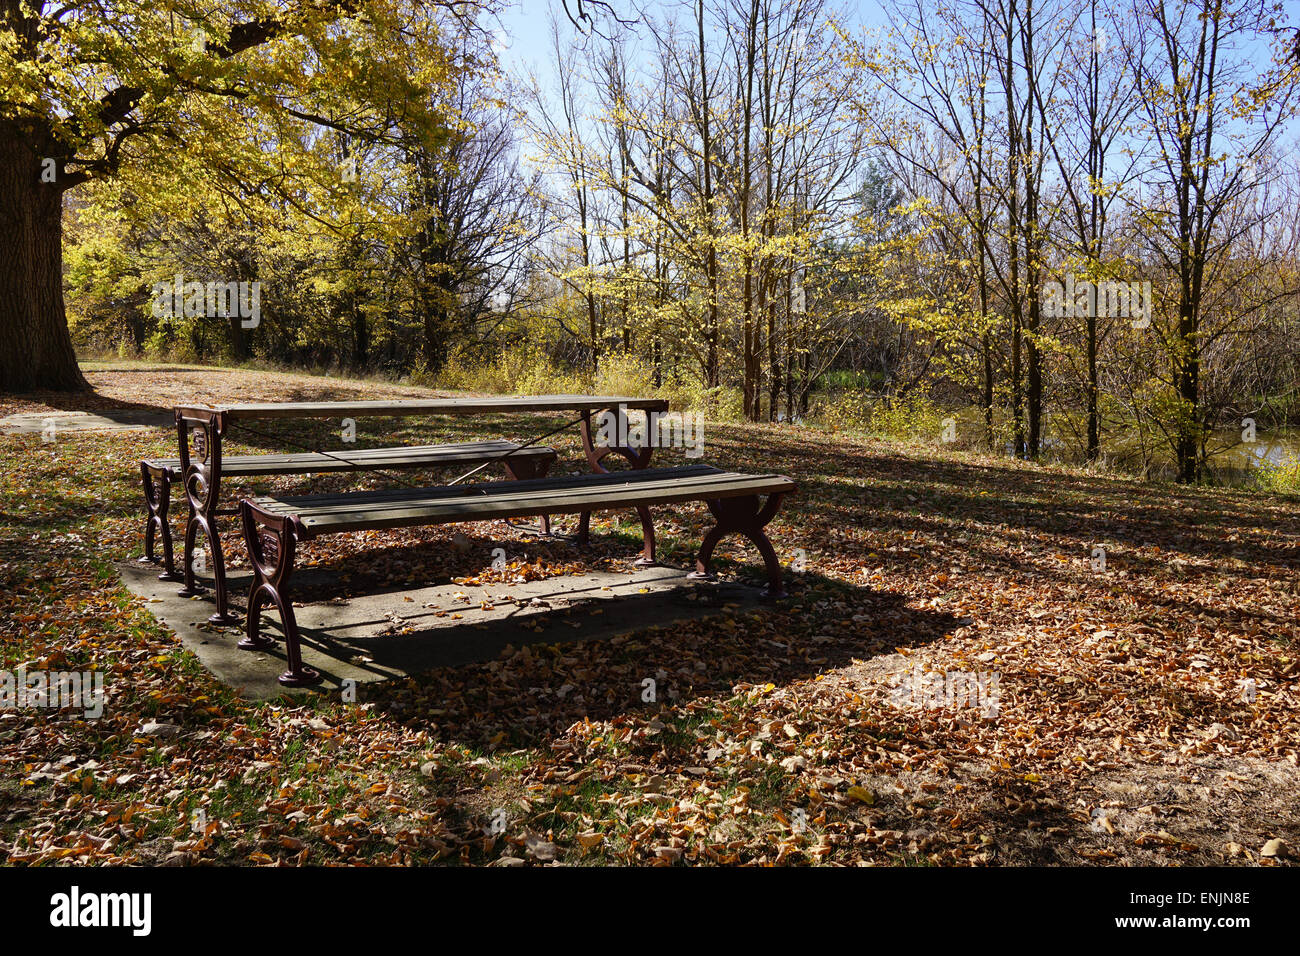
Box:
811 390 875 428
660 383 744 422
867 395 946 443
595 351 656 398
142 330 168 361
810 391 947 442
1256 455 1300 495
430 344 592 396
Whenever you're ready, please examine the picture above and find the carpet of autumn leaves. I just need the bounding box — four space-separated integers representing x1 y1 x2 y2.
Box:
1 362 1298 866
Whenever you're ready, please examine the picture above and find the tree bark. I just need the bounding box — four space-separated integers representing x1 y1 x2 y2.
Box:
0 122 88 392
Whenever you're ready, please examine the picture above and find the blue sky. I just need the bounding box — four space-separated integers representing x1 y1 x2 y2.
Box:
494 0 892 79
492 0 1297 181
494 1 1298 90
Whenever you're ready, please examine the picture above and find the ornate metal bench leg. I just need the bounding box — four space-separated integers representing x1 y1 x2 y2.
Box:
239 502 320 687
139 463 157 564
155 469 179 582
689 494 788 598
140 463 181 581
634 506 656 566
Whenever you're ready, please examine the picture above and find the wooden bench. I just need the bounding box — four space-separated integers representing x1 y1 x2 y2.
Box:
238 465 797 685
139 440 557 621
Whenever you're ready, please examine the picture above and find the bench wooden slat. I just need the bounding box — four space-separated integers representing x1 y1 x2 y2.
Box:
250 464 721 509
143 440 553 476
291 481 789 534
250 467 796 536
248 465 723 512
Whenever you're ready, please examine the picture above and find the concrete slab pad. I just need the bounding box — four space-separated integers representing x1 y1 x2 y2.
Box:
118 559 764 700
1 409 173 434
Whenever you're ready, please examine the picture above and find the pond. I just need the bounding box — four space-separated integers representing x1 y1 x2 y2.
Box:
1210 429 1300 468
1203 428 1299 484
988 413 1300 485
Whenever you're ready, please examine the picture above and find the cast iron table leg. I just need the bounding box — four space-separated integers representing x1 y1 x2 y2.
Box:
504 454 553 535
175 411 239 625
139 462 182 581
577 407 657 564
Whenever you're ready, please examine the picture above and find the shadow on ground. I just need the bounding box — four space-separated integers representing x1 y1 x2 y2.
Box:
122 550 948 711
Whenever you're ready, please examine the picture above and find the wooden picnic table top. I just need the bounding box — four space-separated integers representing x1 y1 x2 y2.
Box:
174 394 669 421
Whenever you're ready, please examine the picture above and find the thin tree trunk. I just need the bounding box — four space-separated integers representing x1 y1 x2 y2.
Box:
698 0 720 389
1004 2 1025 457
1085 0 1102 462
1022 0 1041 458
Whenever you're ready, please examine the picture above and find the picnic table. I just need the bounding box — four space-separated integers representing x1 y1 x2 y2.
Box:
149 395 670 623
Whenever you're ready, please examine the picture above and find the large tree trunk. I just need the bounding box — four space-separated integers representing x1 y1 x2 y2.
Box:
0 123 88 392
